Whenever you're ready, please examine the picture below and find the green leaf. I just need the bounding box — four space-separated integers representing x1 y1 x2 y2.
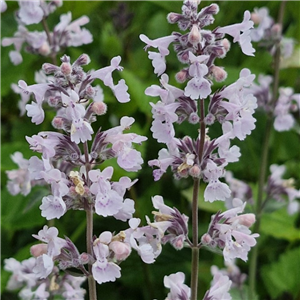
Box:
261 247 300 299
260 208 300 241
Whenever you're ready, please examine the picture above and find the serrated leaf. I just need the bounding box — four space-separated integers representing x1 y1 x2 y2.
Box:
260 208 300 241
261 247 300 299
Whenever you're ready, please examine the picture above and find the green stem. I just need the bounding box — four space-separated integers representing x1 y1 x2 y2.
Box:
248 2 286 298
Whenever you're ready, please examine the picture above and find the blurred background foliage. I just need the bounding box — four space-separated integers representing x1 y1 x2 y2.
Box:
1 1 300 300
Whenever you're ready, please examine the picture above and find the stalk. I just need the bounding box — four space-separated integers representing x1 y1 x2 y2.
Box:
41 17 57 65
83 141 97 300
190 99 206 300
248 2 286 298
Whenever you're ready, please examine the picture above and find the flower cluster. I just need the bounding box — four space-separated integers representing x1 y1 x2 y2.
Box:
2 0 92 65
266 164 300 215
250 7 294 57
250 75 300 132
201 198 259 262
141 0 257 205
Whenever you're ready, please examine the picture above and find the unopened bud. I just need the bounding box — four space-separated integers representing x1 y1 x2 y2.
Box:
74 54 91 66
167 12 182 24
201 233 212 245
188 24 201 45
171 236 184 250
271 23 282 38
251 12 261 25
60 62 72 76
42 63 60 74
85 85 95 98
189 165 201 178
92 102 107 115
210 65 227 82
30 244 48 257
109 241 131 261
188 112 200 124
232 213 256 227
79 252 90 264
52 117 64 129
38 42 50 56
222 38 231 52
175 69 188 83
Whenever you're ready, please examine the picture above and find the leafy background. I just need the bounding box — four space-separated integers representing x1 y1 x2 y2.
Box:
1 1 300 300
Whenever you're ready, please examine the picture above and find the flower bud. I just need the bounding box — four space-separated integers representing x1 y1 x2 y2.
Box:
201 233 212 245
271 23 282 38
38 42 50 56
210 65 227 82
74 54 91 66
79 252 90 264
30 244 48 257
232 213 256 227
109 241 131 261
188 112 200 124
60 62 72 76
52 117 64 129
175 69 188 83
42 63 60 74
188 24 201 45
167 12 182 24
251 12 261 25
222 38 231 52
189 165 201 178
92 102 107 116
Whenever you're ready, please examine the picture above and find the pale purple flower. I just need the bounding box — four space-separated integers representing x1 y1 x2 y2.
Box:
184 52 211 100
18 80 50 104
33 254 53 279
6 152 31 196
274 87 299 132
54 12 93 47
90 56 130 103
148 147 176 181
33 282 50 299
203 160 231 202
89 167 124 217
217 10 255 56
104 117 147 171
40 194 67 220
26 101 45 125
124 218 161 264
33 225 68 258
250 7 273 42
203 269 232 300
9 50 23 65
62 276 86 300
26 132 62 158
140 34 177 76
219 69 257 140
163 272 191 300
92 233 121 284
4 257 38 290
1 0 7 13
61 90 94 144
18 0 44 25
11 83 31 116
